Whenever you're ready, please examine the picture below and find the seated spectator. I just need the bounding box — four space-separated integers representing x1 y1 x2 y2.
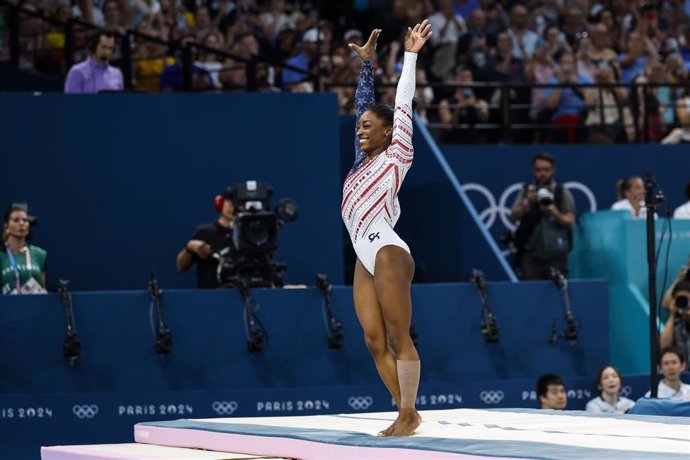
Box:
536 373 567 409
193 6 215 42
195 31 225 89
526 37 556 143
478 0 508 38
429 0 467 81
627 72 665 143
259 0 294 43
487 31 528 141
681 25 690 71
159 36 213 92
661 92 690 144
585 365 635 413
438 67 490 143
588 23 618 66
282 28 322 90
560 5 587 48
543 52 593 143
583 62 628 143
324 44 356 113
102 0 126 33
456 9 491 80
644 348 690 400
611 176 647 219
672 182 690 219
507 4 539 60
64 31 123 93
134 28 175 93
1 206 47 295
176 188 236 289
660 276 690 363
220 32 263 92
618 31 656 84
543 25 572 63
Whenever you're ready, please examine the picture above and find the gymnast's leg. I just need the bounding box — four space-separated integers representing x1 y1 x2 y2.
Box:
353 258 402 433
374 245 420 436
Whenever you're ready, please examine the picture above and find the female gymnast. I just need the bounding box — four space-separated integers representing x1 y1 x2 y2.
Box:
342 20 431 437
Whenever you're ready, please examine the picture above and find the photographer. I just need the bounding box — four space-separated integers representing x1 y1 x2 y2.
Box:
660 268 690 364
510 152 575 280
176 188 235 289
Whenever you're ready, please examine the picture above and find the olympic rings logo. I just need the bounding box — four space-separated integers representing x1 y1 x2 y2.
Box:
479 390 505 404
619 386 632 398
347 396 373 410
462 182 598 232
211 401 238 416
72 404 99 419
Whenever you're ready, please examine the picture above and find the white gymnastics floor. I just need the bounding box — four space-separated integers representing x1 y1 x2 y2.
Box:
42 408 690 460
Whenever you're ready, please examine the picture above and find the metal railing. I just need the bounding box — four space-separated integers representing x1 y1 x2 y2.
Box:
328 81 689 144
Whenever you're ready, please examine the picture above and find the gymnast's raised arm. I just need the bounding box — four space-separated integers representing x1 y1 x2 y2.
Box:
349 29 381 170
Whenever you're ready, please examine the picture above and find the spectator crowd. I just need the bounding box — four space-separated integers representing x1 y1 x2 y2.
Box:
3 0 690 143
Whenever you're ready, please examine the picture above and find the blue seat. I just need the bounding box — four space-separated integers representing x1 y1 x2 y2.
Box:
629 398 690 417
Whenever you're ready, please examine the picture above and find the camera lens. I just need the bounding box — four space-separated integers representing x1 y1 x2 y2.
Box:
537 188 554 206
675 295 689 309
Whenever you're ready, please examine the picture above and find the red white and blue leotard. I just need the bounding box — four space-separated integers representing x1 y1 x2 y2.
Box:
341 52 417 275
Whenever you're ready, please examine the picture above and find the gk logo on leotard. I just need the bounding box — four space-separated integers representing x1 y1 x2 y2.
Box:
368 232 380 242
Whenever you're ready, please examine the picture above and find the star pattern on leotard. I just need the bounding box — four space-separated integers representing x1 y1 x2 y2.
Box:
352 60 375 172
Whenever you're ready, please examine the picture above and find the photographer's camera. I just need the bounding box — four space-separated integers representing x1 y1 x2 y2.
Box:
537 187 555 206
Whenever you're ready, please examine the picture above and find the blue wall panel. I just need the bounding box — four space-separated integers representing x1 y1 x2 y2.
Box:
0 93 344 290
0 282 608 394
0 280 610 459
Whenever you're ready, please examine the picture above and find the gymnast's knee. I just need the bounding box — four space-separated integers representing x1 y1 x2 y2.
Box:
363 334 388 358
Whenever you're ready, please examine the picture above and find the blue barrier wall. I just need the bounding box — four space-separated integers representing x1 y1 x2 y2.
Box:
0 281 609 458
4 96 686 289
0 94 344 290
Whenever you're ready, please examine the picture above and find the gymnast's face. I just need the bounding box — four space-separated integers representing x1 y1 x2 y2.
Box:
357 111 392 155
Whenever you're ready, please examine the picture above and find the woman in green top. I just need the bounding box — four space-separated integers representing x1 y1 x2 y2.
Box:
1 207 47 294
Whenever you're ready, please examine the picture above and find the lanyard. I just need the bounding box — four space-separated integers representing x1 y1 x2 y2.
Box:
5 243 32 295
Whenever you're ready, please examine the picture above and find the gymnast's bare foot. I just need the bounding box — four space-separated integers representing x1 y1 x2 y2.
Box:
377 419 396 437
379 408 420 437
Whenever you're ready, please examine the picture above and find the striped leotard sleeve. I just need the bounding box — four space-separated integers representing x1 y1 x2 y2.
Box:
385 51 417 178
352 60 375 171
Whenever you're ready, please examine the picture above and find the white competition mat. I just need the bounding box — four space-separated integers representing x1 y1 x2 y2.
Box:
41 443 283 460
133 408 690 459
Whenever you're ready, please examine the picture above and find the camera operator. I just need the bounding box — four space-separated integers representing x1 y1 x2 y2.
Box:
660 269 690 364
176 188 235 289
510 152 575 280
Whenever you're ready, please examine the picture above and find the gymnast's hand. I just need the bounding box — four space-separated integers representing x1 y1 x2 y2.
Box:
349 28 381 62
404 19 432 54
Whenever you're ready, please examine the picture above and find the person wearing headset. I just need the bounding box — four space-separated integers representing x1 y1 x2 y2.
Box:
176 187 236 289
64 30 124 93
0 206 47 295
